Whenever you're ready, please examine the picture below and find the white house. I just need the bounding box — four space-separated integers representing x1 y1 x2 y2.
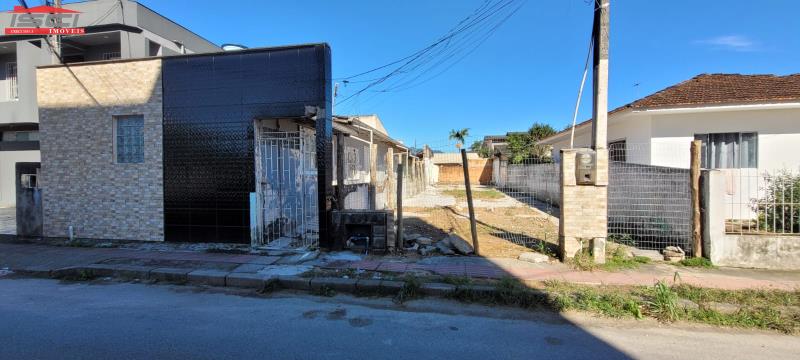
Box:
539 73 800 221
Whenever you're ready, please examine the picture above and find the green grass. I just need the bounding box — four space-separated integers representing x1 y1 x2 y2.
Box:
442 189 505 200
678 257 715 268
571 246 651 272
445 277 799 334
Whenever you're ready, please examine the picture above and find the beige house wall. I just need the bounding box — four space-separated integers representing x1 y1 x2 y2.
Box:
36 59 164 241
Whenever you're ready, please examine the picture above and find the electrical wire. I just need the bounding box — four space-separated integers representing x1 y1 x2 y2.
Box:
336 0 524 106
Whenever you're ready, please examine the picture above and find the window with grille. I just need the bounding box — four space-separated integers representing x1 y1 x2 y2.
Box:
6 62 17 100
103 52 121 60
115 115 144 163
608 139 627 162
694 132 757 169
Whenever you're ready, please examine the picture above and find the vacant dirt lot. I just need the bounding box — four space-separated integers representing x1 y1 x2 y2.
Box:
404 206 558 258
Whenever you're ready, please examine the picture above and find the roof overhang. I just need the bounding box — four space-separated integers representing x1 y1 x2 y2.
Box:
633 101 800 114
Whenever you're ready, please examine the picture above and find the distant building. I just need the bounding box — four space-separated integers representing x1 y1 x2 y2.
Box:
0 0 221 208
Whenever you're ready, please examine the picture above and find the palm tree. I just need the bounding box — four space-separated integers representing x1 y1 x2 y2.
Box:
448 128 469 149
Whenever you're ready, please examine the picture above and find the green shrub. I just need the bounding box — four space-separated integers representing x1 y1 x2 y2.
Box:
751 171 800 233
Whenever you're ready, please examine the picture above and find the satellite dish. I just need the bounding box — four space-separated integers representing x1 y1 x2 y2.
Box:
221 44 248 51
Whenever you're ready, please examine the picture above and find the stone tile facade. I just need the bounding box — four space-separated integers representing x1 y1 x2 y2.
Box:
559 149 608 260
37 59 164 241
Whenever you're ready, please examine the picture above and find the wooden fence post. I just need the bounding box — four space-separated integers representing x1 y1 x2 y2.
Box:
691 140 702 257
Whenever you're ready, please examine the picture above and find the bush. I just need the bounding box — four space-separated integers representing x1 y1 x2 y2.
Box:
751 171 800 233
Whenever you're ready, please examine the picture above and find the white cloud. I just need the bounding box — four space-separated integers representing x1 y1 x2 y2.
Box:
695 35 758 52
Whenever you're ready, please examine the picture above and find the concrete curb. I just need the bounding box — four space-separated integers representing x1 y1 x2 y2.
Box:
31 263 509 300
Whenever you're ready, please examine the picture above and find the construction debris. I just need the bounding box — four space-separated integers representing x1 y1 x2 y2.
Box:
443 233 474 255
662 246 686 262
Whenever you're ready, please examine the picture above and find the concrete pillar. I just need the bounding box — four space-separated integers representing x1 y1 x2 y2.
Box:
702 170 725 262
559 149 608 263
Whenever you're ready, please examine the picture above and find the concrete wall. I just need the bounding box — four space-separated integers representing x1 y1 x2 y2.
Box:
704 170 800 270
37 59 164 241
0 150 39 207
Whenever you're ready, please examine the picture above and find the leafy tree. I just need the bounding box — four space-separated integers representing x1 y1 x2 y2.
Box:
469 140 492 158
448 128 469 149
506 123 556 164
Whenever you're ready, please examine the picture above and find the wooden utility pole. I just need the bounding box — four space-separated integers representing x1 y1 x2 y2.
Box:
591 0 610 150
460 149 480 256
396 161 404 250
690 140 703 257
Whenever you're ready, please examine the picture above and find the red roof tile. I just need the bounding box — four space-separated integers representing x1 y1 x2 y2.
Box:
544 73 800 141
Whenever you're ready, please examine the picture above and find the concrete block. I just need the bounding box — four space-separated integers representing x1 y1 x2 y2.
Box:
12 265 54 278
110 264 153 280
226 273 273 289
187 269 229 286
592 237 606 264
82 264 116 278
50 266 85 279
379 280 405 294
310 277 357 293
355 279 382 293
277 275 311 290
149 268 189 283
420 282 457 297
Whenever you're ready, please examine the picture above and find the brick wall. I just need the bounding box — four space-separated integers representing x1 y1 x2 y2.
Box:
437 159 493 185
559 149 608 259
37 59 164 241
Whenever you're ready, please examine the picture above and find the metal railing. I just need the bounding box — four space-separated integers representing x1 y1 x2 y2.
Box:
725 169 799 235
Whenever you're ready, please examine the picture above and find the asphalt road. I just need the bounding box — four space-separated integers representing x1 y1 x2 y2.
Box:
0 277 797 360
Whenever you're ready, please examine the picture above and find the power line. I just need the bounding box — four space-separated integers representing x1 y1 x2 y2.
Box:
336 0 524 106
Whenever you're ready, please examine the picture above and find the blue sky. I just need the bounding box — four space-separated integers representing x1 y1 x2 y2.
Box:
70 1 800 149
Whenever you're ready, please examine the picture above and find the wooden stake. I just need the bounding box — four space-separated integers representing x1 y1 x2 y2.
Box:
691 140 702 257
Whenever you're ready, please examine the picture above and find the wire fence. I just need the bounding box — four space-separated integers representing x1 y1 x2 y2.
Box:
395 151 559 258
724 168 800 235
607 161 693 255
606 142 695 255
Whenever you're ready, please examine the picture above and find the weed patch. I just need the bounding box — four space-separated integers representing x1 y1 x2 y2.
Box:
394 275 423 304
678 257 715 268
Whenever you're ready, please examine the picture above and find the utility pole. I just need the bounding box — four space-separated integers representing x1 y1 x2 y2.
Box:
51 0 62 64
591 0 609 150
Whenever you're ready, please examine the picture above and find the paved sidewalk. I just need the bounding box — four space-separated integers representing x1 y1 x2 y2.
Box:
1 242 798 290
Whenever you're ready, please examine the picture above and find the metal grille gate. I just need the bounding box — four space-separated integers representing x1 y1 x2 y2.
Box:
254 127 318 249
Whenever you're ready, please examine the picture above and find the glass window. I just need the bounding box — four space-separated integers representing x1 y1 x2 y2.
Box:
115 115 144 163
694 132 757 169
14 131 39 141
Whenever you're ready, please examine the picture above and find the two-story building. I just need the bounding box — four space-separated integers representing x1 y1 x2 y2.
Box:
0 0 220 208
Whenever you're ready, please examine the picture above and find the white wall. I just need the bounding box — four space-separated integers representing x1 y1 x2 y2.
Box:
0 150 39 207
548 111 651 164
649 107 800 172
